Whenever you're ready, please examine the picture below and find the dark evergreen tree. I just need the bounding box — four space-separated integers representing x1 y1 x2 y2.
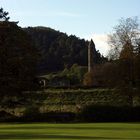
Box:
0 8 10 21
0 21 38 96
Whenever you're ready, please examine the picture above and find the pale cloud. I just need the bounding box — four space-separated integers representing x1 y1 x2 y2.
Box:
85 34 110 56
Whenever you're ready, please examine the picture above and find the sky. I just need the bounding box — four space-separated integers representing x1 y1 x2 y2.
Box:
0 0 140 55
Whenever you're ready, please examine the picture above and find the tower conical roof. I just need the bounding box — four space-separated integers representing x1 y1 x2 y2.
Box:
88 39 96 50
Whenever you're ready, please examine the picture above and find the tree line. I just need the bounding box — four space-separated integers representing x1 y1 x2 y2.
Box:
0 7 106 97
0 7 140 98
83 17 140 100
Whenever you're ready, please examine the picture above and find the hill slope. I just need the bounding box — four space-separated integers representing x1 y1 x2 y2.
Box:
24 27 105 73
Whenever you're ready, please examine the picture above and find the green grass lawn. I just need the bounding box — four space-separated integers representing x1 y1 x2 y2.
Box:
0 123 140 140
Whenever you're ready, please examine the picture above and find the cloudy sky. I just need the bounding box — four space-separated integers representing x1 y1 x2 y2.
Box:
1 0 140 55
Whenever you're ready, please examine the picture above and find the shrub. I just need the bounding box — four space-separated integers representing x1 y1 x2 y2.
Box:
80 105 140 122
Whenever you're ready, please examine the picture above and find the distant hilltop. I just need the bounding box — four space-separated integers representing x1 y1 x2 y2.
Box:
24 26 106 73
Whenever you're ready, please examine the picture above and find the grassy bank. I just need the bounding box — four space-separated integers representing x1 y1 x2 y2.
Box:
1 88 140 122
0 123 140 140
28 88 132 113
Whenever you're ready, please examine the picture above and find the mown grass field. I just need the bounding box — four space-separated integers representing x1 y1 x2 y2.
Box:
0 123 140 140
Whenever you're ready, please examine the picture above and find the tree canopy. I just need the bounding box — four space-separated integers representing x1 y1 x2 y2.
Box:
0 8 10 21
0 21 38 96
108 17 140 60
106 17 140 93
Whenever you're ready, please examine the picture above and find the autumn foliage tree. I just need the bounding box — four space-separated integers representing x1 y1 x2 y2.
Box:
83 72 94 87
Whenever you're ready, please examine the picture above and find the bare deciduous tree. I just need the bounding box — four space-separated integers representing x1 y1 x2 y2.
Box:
108 17 140 60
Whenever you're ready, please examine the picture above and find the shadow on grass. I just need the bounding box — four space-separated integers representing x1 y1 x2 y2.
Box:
0 133 139 139
1 126 140 131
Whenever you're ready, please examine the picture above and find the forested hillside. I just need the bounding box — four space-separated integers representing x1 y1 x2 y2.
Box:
24 27 105 73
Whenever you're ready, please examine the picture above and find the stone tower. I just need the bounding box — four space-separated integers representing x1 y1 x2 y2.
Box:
88 39 95 72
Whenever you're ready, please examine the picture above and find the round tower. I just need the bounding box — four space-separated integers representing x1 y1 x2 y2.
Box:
88 39 95 72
